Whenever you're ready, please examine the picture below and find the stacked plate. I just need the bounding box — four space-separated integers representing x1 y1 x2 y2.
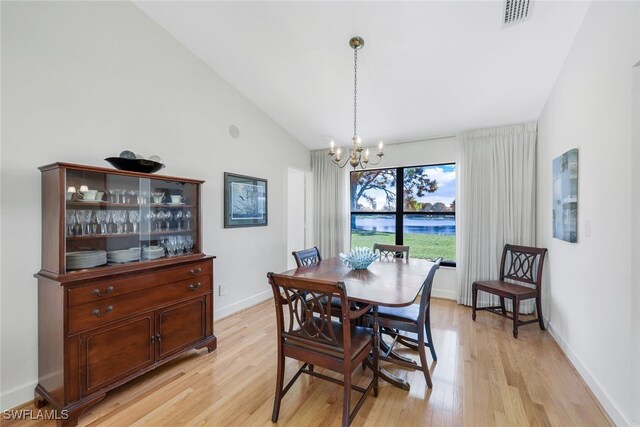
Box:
107 248 141 264
142 245 165 260
66 250 107 270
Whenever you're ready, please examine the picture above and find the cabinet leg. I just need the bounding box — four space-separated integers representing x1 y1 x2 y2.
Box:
34 389 48 408
196 335 217 353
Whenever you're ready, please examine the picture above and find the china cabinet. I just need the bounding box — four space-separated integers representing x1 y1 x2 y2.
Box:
34 162 216 427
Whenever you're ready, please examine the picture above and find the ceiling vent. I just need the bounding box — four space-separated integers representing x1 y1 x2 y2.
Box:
502 0 534 28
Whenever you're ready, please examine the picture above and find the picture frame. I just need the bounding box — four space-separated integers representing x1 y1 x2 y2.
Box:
224 172 268 228
552 148 578 243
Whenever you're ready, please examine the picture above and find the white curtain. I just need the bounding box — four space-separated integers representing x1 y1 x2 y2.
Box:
457 122 538 313
311 150 350 258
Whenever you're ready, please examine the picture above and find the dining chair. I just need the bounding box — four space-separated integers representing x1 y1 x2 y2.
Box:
267 273 378 427
373 243 410 261
292 246 322 267
365 258 441 388
472 244 548 338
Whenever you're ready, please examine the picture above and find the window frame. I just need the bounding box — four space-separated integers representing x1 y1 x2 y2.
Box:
350 162 456 267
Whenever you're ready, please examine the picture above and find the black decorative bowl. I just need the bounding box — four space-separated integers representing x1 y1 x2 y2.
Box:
105 157 165 174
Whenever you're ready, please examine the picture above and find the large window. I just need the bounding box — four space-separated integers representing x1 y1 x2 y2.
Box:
350 164 456 266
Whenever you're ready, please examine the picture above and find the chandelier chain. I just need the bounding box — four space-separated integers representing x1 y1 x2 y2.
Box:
353 47 358 138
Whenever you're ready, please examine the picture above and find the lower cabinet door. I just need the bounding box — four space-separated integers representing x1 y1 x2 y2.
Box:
80 313 155 397
156 296 207 360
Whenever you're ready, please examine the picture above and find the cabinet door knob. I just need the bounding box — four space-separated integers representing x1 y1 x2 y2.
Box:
151 335 155 344
188 282 202 291
156 334 162 342
91 306 113 318
189 267 202 276
92 286 114 297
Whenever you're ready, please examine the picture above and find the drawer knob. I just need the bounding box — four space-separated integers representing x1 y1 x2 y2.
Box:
91 306 113 318
189 267 202 276
92 286 114 297
188 282 202 291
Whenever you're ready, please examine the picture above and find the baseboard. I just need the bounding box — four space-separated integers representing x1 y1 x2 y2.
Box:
214 289 272 320
432 288 457 301
547 321 632 427
1 381 37 412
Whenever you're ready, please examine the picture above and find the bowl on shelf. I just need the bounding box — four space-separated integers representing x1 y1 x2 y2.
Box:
104 157 165 174
339 247 378 270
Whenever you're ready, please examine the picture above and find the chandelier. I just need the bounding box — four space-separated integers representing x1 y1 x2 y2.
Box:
328 36 384 170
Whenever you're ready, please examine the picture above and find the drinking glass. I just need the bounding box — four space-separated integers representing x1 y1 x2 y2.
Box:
76 210 92 235
112 210 127 234
129 190 139 204
184 211 192 230
164 211 173 231
175 211 183 230
129 210 140 233
66 210 77 237
185 235 194 253
96 211 109 234
145 211 158 232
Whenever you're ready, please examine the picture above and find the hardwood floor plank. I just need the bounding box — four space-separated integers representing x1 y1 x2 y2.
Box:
7 299 612 426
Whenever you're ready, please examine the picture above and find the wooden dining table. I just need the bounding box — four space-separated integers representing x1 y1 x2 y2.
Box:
276 256 436 390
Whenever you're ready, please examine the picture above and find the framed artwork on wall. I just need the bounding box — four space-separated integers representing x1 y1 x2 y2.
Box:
552 148 578 243
224 172 268 228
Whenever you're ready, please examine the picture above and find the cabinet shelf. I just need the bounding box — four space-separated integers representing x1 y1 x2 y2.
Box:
67 229 195 240
67 201 195 209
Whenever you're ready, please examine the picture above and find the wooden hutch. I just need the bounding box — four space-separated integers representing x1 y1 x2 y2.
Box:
34 162 216 426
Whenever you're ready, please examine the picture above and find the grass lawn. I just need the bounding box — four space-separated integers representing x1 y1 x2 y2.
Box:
351 230 456 262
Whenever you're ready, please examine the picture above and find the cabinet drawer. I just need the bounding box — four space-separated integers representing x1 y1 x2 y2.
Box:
68 276 212 335
68 260 212 307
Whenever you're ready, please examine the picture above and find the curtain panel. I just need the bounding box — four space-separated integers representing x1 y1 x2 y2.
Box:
457 122 538 313
311 150 349 258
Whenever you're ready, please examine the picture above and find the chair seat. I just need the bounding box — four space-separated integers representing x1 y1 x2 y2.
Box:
473 280 537 298
377 304 420 324
285 320 372 360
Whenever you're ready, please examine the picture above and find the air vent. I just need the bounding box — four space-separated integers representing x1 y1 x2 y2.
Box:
502 0 534 28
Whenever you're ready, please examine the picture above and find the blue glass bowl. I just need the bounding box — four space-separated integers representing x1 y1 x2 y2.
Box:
339 247 378 270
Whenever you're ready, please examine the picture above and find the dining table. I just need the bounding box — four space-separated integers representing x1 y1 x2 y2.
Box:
276 256 437 390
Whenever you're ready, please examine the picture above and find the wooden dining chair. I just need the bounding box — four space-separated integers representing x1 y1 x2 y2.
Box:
365 258 441 388
292 247 322 267
373 243 410 261
267 273 378 427
472 244 548 338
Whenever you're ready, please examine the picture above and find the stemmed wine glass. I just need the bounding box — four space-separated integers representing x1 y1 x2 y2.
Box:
185 235 194 253
96 211 109 234
175 211 183 230
112 210 127 234
163 211 173 231
66 210 77 236
76 210 92 235
145 211 158 232
184 211 192 230
129 210 140 233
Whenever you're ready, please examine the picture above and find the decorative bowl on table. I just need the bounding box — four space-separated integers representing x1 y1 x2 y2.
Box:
339 247 379 270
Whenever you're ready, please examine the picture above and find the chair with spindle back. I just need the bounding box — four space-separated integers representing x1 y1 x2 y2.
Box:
267 273 378 427
373 243 410 261
292 247 322 267
472 244 548 338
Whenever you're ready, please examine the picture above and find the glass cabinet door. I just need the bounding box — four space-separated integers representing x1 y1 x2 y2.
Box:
64 169 200 273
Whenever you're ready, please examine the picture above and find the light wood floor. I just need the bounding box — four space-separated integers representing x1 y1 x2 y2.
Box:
7 299 611 427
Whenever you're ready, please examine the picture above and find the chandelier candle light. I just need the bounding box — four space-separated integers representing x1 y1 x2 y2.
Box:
328 36 384 170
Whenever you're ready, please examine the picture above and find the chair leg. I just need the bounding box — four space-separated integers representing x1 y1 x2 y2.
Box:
271 349 285 422
342 372 351 427
417 329 433 389
536 297 546 331
472 285 478 321
425 318 437 361
499 297 506 315
512 297 519 339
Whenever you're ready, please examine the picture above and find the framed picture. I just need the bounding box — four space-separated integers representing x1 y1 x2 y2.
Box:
552 148 578 243
224 172 268 228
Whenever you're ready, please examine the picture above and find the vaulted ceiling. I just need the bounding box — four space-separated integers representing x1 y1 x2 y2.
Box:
135 1 590 150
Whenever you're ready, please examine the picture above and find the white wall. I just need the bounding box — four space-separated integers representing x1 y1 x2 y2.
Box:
358 137 459 301
286 168 306 269
0 1 309 410
632 62 640 426
537 2 640 425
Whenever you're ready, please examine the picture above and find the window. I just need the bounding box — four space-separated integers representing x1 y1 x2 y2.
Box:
350 164 456 266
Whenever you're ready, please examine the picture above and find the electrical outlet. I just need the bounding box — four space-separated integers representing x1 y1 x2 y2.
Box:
219 284 226 296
